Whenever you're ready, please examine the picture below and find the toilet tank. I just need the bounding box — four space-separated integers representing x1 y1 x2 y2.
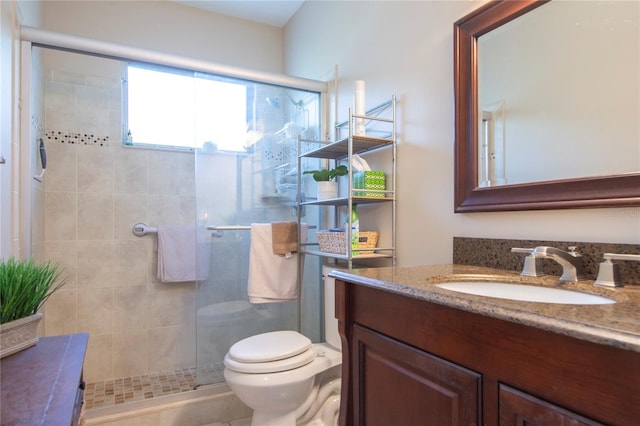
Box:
322 265 344 351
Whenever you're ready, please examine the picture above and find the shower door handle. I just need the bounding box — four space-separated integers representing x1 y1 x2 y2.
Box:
0 155 5 164
33 139 46 182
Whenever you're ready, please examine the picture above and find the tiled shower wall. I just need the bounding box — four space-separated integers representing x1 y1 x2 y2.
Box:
42 64 198 382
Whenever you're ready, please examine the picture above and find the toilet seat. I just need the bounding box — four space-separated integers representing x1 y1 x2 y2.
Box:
224 330 316 374
224 347 316 374
228 330 312 362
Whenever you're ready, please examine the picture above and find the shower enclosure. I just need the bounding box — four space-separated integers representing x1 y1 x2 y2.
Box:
194 84 323 385
22 30 327 385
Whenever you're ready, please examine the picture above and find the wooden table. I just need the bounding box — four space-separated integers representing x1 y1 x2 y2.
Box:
1 333 88 426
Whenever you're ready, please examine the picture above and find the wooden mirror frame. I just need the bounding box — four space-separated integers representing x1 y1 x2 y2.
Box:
454 0 640 212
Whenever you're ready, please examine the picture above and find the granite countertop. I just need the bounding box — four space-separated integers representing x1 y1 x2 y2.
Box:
330 264 640 353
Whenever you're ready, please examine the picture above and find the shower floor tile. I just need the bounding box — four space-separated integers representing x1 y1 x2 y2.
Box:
83 367 198 410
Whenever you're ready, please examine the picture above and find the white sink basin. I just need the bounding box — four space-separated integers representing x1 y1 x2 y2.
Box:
436 281 616 305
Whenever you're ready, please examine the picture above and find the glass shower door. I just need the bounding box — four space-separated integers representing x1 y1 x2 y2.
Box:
194 82 321 386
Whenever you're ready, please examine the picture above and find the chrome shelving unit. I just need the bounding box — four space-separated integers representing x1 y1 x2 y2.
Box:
297 96 397 269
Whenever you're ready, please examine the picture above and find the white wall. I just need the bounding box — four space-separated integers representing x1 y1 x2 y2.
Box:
284 0 640 267
41 0 284 74
0 1 14 259
0 0 43 260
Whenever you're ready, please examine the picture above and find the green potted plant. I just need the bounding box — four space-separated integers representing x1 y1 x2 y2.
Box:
304 165 348 200
0 258 66 358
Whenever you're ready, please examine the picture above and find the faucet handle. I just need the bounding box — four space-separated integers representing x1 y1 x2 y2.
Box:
595 253 640 287
567 246 582 257
511 247 545 277
595 258 621 287
602 253 640 262
511 247 534 255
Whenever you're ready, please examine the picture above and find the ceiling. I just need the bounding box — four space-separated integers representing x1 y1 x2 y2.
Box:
171 0 305 28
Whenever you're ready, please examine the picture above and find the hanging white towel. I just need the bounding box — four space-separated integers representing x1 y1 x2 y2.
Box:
157 225 210 283
248 223 306 303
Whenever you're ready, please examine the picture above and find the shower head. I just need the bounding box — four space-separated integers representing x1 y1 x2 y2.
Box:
266 96 280 108
266 94 303 110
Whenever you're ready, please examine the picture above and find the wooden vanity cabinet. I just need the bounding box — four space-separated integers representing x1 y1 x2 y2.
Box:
336 280 639 426
352 324 480 425
499 385 604 426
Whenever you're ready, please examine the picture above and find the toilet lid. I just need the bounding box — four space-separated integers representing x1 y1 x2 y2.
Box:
224 346 316 374
227 330 312 363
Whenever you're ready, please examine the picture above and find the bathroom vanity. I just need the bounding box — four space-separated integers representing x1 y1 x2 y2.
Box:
333 265 640 425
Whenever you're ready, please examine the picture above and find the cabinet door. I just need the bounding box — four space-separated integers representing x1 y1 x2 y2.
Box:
499 385 605 426
351 324 480 426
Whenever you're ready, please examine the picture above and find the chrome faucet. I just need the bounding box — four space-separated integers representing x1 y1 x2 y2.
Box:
529 246 585 282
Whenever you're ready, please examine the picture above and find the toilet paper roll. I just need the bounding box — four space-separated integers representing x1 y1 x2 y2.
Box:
354 80 365 136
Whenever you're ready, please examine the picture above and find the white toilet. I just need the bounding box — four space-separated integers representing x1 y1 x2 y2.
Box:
223 266 343 426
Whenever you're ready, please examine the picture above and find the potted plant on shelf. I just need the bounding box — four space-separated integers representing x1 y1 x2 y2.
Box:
304 165 348 200
0 258 66 358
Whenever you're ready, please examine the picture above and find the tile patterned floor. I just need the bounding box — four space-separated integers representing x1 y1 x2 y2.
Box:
83 367 198 410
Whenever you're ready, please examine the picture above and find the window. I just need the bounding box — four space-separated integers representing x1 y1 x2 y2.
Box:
124 64 251 151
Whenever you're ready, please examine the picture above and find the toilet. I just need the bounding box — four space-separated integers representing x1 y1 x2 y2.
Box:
223 266 343 426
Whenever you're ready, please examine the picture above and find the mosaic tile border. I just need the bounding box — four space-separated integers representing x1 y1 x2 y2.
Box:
45 130 111 147
453 237 640 285
83 368 197 410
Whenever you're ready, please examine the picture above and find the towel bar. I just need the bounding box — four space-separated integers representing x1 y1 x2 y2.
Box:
207 225 316 231
133 223 315 237
206 225 251 231
132 223 157 236
133 223 226 239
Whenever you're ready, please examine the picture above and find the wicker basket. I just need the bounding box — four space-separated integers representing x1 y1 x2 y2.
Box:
316 230 379 255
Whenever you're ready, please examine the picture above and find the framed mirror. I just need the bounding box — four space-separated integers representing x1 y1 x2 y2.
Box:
454 0 640 212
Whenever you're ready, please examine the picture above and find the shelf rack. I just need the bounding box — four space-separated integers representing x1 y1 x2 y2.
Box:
297 95 397 269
